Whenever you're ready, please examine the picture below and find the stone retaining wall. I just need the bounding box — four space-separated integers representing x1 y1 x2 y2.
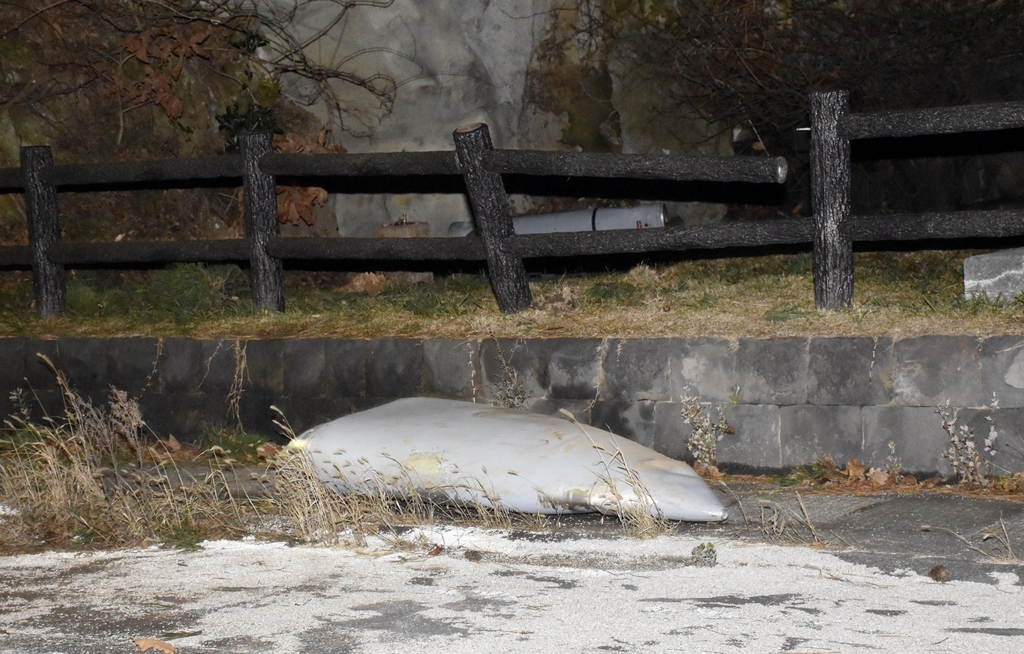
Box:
3 336 1023 475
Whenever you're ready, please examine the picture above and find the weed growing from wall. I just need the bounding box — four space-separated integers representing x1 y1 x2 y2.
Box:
490 340 529 410
680 389 733 472
937 400 995 487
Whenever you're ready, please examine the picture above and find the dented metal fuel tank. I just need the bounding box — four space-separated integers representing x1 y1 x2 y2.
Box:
290 398 728 522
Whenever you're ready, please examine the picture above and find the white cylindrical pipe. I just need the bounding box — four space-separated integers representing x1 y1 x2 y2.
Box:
512 204 665 235
446 204 666 237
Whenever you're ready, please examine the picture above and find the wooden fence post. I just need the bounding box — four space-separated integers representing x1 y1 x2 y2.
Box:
453 123 532 313
21 146 65 317
240 132 284 313
810 90 853 310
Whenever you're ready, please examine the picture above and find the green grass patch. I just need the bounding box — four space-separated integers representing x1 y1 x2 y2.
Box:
1 250 1022 340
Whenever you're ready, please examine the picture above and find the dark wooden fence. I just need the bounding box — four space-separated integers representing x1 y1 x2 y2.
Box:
2 91 1024 316
810 90 1024 309
0 122 787 315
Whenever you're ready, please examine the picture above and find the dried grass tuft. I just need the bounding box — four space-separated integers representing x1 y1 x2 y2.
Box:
0 358 251 550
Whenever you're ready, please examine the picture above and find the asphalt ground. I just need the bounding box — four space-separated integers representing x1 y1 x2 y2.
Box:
1 485 1022 653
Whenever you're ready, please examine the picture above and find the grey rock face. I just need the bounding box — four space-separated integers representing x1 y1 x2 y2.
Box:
964 247 1024 299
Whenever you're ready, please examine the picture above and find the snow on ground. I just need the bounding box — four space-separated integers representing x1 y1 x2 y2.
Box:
1 527 1021 653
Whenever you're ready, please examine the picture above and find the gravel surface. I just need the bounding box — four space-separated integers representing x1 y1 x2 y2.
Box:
1 525 1022 654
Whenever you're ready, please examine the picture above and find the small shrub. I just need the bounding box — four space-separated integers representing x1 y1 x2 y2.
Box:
687 542 717 567
937 400 991 487
885 440 904 479
680 390 733 471
490 341 529 410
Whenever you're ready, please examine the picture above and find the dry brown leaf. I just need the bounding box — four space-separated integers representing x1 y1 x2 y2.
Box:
133 637 176 654
693 462 725 479
900 474 918 486
867 467 893 488
427 544 443 556
163 433 182 453
257 442 283 460
344 272 387 297
277 186 328 225
845 459 866 481
125 34 151 63
147 446 174 463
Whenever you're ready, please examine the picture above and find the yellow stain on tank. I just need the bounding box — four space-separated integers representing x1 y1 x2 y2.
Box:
402 452 444 477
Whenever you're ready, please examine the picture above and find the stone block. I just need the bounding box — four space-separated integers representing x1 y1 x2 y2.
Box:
979 336 1024 408
589 400 658 448
323 339 367 398
479 338 548 403
526 398 594 425
21 339 59 390
195 340 242 394
602 338 673 401
892 336 984 407
0 338 26 391
106 338 160 397
963 247 1024 299
58 337 109 398
283 339 327 397
276 395 354 435
137 392 192 440
717 404 782 471
808 337 893 406
138 392 221 442
26 389 66 424
423 339 478 399
243 339 285 394
862 406 952 476
366 339 423 398
158 338 203 394
651 400 692 461
949 408 1024 475
667 338 737 403
546 339 605 400
736 338 808 405
780 405 863 467
237 392 283 438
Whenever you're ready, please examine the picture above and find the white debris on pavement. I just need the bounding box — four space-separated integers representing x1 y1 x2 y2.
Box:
0 528 1021 653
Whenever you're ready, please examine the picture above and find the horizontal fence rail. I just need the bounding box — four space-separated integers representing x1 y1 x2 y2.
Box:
0 124 789 314
811 91 1024 309
42 156 244 187
2 89 1023 316
844 209 1024 242
840 100 1024 140
47 240 251 265
0 168 22 192
0 245 30 267
484 150 788 184
261 151 461 177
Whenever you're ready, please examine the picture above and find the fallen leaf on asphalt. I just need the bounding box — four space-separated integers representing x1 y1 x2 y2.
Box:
133 637 177 654
257 442 283 460
928 565 950 582
867 468 893 488
845 459 866 481
163 434 182 453
694 462 725 479
427 544 443 556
